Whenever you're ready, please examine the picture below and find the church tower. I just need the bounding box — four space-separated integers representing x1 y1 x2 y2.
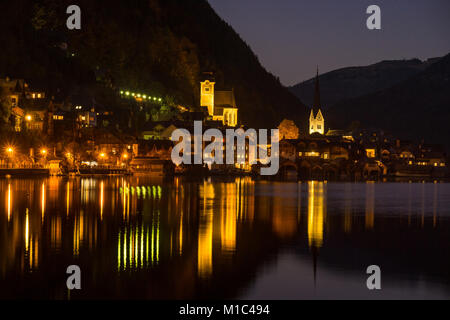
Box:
309 68 325 135
200 78 215 116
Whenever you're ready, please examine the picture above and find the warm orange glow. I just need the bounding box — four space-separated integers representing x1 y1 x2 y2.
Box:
100 153 106 158
41 183 45 223
6 147 14 154
198 183 214 278
7 183 11 221
25 115 32 121
40 148 47 155
366 149 376 158
100 181 104 220
122 153 128 159
307 181 325 248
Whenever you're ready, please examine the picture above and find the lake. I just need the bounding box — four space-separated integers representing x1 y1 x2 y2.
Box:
0 176 449 299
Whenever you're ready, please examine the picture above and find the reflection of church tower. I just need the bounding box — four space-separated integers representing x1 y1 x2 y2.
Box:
309 68 325 135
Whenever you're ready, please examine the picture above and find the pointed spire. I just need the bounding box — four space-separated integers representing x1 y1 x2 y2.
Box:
313 66 320 110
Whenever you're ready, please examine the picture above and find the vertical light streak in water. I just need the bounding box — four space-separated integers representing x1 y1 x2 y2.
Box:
198 182 214 278
179 213 183 255
29 237 33 270
118 230 121 271
122 181 127 219
156 211 160 262
221 183 236 253
140 224 144 268
151 218 155 264
7 183 11 221
25 208 29 252
130 225 133 268
146 227 149 267
365 182 375 229
41 182 45 223
124 227 127 269
34 237 38 269
66 181 70 216
135 224 138 268
307 181 325 248
100 181 104 220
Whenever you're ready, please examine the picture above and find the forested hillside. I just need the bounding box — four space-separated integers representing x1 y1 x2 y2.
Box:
0 0 308 129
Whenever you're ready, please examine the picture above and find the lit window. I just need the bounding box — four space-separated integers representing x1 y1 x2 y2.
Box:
366 149 376 158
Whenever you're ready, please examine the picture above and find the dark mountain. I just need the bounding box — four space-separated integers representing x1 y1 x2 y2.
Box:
328 53 450 149
0 0 308 128
289 58 440 109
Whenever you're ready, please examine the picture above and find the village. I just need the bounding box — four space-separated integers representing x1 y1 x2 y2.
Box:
0 73 447 180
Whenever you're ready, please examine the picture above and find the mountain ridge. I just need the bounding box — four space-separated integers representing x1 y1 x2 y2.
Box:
289 57 441 109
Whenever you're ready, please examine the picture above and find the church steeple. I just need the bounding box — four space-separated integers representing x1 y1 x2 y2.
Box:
309 67 325 135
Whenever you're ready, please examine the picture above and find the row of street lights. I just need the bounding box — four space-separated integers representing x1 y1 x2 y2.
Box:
4 146 48 157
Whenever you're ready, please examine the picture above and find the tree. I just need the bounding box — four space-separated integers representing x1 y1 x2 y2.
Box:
0 87 12 126
278 119 299 140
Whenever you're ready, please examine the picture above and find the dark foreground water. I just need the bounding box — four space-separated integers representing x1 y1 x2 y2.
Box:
0 176 449 300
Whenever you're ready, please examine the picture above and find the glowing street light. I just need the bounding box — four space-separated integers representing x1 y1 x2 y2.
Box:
100 153 106 159
25 115 32 121
6 147 14 155
40 148 47 156
122 153 128 159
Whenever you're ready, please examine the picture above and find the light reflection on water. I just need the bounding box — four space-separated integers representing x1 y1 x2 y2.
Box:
0 177 449 299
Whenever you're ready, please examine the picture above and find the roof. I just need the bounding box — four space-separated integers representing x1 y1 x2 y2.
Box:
214 90 236 108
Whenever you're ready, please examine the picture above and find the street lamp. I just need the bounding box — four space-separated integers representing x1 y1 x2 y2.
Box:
6 147 14 155
25 115 32 121
40 148 47 156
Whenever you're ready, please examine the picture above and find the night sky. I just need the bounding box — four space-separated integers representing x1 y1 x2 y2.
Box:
208 0 450 85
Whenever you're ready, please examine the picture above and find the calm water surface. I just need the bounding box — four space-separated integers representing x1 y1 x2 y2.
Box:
0 176 449 299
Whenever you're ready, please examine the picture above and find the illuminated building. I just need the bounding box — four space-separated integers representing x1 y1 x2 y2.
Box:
200 73 238 127
309 69 325 135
